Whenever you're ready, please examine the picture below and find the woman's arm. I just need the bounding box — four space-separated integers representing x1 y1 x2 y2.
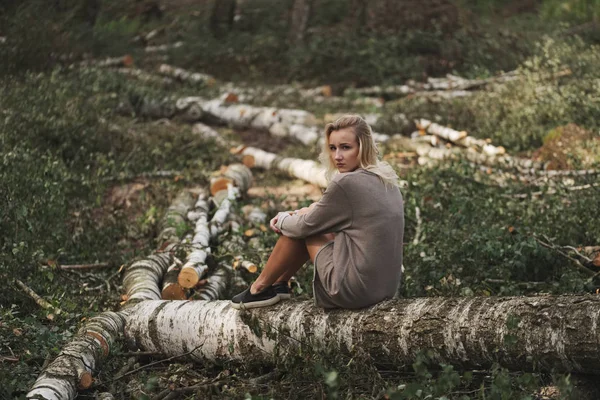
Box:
269 202 316 234
274 181 352 239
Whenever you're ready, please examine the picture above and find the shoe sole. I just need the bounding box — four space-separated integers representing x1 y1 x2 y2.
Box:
277 293 292 300
230 295 281 310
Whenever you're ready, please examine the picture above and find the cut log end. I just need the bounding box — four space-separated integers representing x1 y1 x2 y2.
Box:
230 145 247 155
210 177 233 196
161 283 187 300
178 268 200 289
85 331 110 357
242 154 256 168
78 371 93 389
122 54 134 67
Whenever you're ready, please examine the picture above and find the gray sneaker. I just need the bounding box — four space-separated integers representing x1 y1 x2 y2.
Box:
272 281 292 300
231 286 280 310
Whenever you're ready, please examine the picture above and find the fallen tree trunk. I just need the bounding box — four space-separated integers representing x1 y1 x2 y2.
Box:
157 190 195 251
122 253 172 303
237 146 328 188
178 192 212 289
416 119 506 156
176 96 319 145
115 68 174 86
158 64 215 86
124 295 600 374
27 312 126 400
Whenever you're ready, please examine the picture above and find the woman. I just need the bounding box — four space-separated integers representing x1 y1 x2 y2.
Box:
231 114 404 309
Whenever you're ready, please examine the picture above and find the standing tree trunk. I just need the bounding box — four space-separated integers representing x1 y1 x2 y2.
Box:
123 295 600 374
209 0 236 37
289 0 312 43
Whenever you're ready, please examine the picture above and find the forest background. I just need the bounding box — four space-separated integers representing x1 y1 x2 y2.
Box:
1 0 600 398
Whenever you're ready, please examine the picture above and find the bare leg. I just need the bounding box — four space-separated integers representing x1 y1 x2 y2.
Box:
250 233 335 294
250 236 309 294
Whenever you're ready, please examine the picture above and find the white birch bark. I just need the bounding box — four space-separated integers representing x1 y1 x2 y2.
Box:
144 41 184 53
158 64 215 86
178 192 212 289
192 123 228 147
416 119 468 143
238 146 328 188
26 312 126 400
416 119 506 156
157 190 195 251
77 55 134 69
176 96 319 144
122 253 172 303
344 71 519 98
161 259 186 300
123 295 600 374
192 264 231 301
210 164 253 196
115 68 174 86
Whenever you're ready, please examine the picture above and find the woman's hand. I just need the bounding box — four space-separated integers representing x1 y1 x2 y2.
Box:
270 214 282 235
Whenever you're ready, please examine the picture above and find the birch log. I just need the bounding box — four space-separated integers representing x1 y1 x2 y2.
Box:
191 263 231 301
210 164 253 195
416 119 506 156
158 64 216 86
344 71 519 98
124 295 600 374
178 192 212 289
161 258 186 300
176 96 319 145
26 312 126 400
192 123 228 147
77 55 134 69
122 253 172 303
144 41 184 53
237 146 328 188
157 190 195 251
115 68 174 86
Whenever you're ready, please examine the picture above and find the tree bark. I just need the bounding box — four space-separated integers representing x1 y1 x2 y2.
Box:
158 64 215 86
209 0 236 37
123 253 172 303
289 0 312 43
416 119 506 156
157 190 195 251
237 146 328 188
123 295 600 374
178 192 212 289
176 96 319 145
27 312 126 400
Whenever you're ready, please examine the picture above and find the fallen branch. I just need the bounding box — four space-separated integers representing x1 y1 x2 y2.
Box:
59 263 111 271
15 279 63 315
533 235 595 277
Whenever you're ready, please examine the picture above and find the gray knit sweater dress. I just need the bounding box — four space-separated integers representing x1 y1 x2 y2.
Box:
275 169 404 309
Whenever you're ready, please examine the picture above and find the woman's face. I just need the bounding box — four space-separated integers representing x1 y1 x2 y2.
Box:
329 128 360 173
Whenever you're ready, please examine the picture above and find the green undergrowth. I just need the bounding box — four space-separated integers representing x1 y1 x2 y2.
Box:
400 160 600 298
2 2 600 397
376 37 600 152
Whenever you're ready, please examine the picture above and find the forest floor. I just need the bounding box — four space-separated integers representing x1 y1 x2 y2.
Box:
2 4 600 398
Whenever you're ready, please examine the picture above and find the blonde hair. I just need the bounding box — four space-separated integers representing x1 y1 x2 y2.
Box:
318 114 400 187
